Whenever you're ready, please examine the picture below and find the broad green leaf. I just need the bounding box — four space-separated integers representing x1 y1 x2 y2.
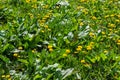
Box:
90 58 96 63
71 25 78 31
2 43 9 52
0 54 10 63
46 74 53 80
97 36 101 42
23 42 29 49
28 51 34 65
33 74 42 80
18 59 29 67
100 53 107 61
65 38 70 44
111 62 118 69
86 56 95 63
95 56 100 62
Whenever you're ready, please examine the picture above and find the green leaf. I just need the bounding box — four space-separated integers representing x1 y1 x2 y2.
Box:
95 56 100 62
34 35 40 43
33 74 42 80
46 74 53 80
72 17 76 23
23 42 29 49
86 56 96 63
64 38 70 44
28 51 34 65
18 59 29 67
90 58 96 63
97 36 101 42
2 43 9 52
95 43 99 48
111 62 118 69
0 54 10 63
100 53 107 61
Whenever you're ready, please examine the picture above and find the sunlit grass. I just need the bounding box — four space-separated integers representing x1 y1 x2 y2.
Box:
0 0 120 80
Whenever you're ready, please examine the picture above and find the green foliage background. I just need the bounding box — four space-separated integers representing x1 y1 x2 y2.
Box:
0 0 120 80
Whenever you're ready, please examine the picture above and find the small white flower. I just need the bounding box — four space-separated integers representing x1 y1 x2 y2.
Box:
98 30 101 33
43 41 49 44
57 0 69 6
68 32 74 38
28 33 34 38
63 36 68 40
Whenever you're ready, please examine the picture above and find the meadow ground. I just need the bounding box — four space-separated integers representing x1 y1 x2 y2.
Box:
0 0 120 80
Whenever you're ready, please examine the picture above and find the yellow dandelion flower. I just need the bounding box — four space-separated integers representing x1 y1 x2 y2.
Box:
41 30 44 33
80 22 84 26
90 42 94 46
86 46 92 50
40 20 46 23
76 47 82 51
74 51 78 54
78 45 82 49
32 49 36 53
104 50 108 54
40 23 44 26
104 15 109 18
48 28 51 31
43 5 49 9
80 0 88 2
82 9 88 14
13 53 18 57
42 17 47 20
101 31 105 35
44 15 50 19
108 23 116 28
8 78 12 80
81 59 85 63
49 10 53 13
76 45 82 51
5 75 10 78
2 75 5 78
28 14 34 19
117 40 120 43
108 29 112 31
18 56 20 58
47 13 52 16
117 43 120 45
44 25 48 28
49 48 53 52
92 0 96 2
32 4 37 8
91 16 97 20
89 32 94 37
18 46 23 50
26 0 30 3
77 6 83 10
32 0 37 2
114 30 118 33
66 49 70 54
37 14 40 18
56 6 60 9
117 14 120 18
110 14 115 17
63 53 67 57
84 63 91 67
110 24 116 28
48 45 53 49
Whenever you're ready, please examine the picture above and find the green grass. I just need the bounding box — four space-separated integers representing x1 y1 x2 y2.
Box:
0 0 120 80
